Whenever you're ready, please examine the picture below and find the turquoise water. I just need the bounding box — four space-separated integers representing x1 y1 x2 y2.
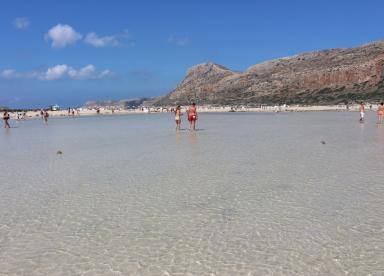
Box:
0 112 383 275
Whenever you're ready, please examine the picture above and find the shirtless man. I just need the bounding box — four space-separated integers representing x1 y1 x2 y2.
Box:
359 102 365 123
187 103 197 131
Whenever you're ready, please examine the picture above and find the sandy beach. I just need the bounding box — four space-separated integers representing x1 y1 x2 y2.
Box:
3 103 379 120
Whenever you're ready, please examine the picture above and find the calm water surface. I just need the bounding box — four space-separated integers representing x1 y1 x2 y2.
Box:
0 112 383 275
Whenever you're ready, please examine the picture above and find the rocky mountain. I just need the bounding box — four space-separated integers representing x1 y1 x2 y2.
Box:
154 41 384 106
84 98 150 108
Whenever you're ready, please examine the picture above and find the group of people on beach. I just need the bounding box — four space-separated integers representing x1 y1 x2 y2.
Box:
68 108 76 117
3 102 384 129
2 110 50 128
359 102 384 124
40 110 50 123
174 103 198 131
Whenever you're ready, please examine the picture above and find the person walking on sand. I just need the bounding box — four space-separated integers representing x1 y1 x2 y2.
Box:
3 111 10 128
378 102 384 124
187 102 198 131
359 102 365 123
174 105 182 130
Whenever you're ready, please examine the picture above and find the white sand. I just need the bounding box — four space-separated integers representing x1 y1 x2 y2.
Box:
4 103 378 120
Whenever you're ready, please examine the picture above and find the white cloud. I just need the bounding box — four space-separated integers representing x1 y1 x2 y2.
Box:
0 69 39 79
68 64 96 79
0 69 19 79
44 25 132 48
40 64 113 80
84 32 120 47
98 69 114 78
67 65 114 79
45 24 82 48
168 34 189 46
13 17 30 30
39 64 69 80
1 65 113 80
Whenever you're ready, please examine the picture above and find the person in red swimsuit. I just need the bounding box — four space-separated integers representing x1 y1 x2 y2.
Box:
378 102 384 124
187 102 197 131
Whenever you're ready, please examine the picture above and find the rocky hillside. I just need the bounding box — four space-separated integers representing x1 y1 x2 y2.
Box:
84 98 150 108
154 41 384 106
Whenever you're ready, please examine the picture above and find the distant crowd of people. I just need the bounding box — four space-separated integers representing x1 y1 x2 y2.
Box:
68 108 81 116
3 102 384 129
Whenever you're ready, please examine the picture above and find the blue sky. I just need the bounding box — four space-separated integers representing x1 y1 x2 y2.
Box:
1 0 384 108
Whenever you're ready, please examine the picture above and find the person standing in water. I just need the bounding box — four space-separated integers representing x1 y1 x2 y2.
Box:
187 102 198 131
174 105 182 130
359 102 365 123
3 111 10 128
378 102 384 124
43 110 49 124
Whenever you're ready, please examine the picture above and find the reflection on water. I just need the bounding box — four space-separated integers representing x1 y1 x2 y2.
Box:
188 131 198 145
0 112 383 275
175 129 182 143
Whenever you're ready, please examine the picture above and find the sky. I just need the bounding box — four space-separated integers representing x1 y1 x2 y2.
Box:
1 0 384 108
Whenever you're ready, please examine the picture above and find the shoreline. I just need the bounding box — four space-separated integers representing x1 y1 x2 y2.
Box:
2 104 376 119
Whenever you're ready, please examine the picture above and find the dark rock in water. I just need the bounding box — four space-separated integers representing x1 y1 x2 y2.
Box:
321 141 326 144
56 150 63 154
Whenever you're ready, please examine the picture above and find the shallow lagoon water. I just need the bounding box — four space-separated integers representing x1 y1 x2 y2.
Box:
0 112 383 275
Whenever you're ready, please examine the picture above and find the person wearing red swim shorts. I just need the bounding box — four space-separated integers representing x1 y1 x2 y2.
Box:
187 102 198 131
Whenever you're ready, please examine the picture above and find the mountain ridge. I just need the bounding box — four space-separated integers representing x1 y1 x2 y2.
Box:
154 41 384 106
